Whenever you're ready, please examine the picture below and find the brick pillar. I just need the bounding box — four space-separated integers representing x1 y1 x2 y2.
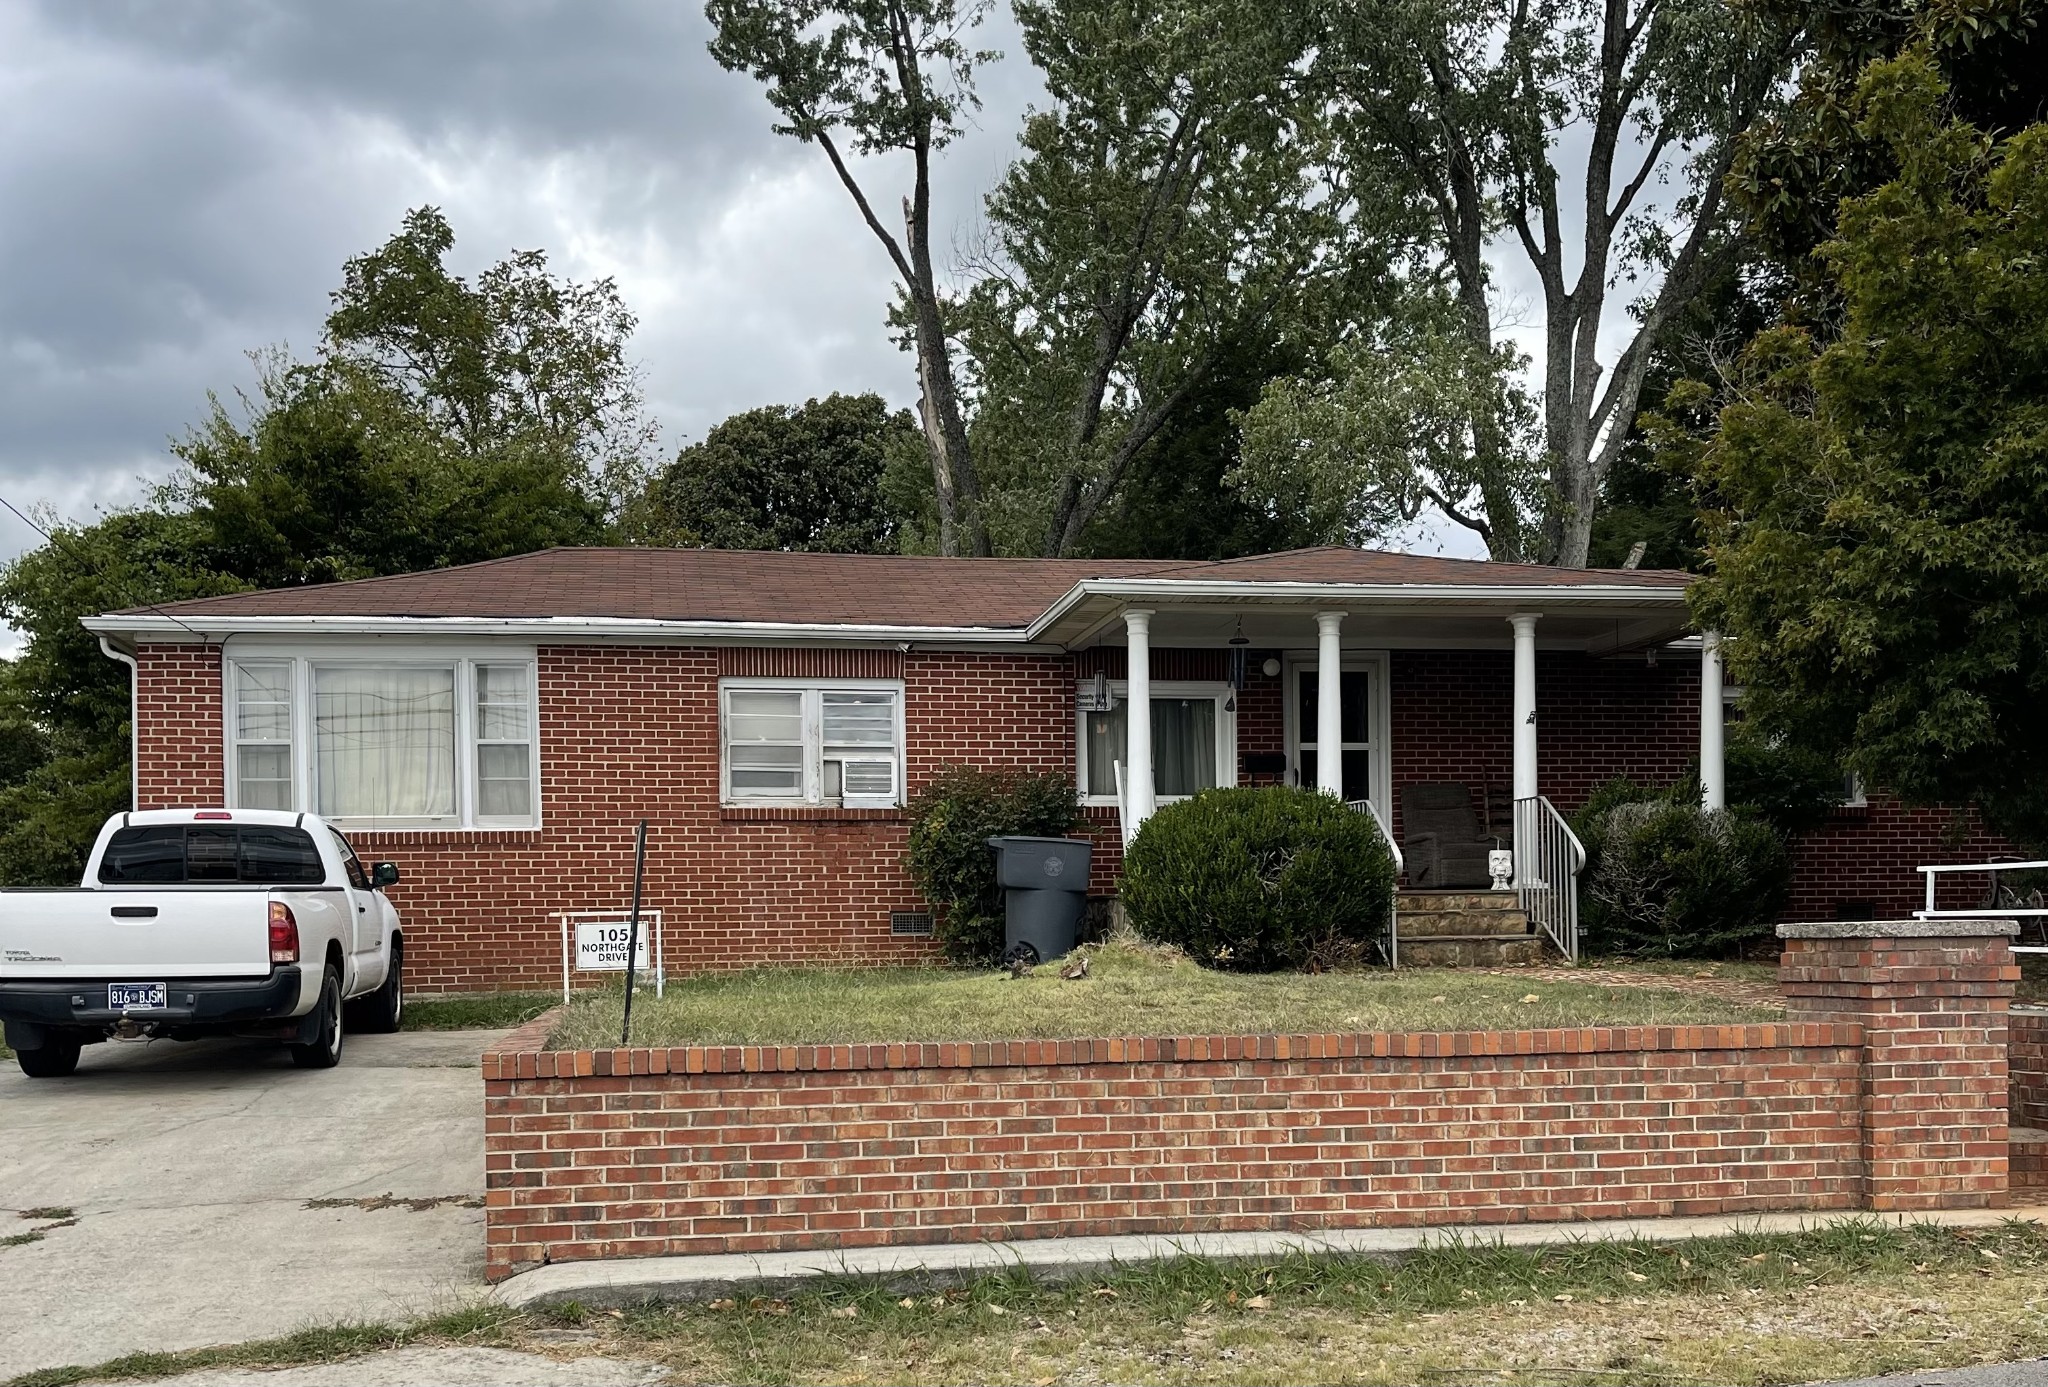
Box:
1779 920 2018 1211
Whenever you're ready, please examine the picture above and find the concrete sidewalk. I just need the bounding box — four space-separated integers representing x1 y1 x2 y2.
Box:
494 1204 2048 1309
0 1029 505 1381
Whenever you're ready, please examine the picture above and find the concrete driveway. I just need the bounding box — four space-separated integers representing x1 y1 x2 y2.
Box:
0 1028 506 1380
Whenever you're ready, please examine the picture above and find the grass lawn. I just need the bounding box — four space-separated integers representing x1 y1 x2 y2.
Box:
548 939 1782 1050
14 1219 2048 1387
398 991 557 1033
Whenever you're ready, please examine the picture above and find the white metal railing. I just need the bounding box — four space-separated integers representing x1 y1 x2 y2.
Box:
1112 760 1135 847
1514 795 1585 962
1347 799 1403 967
1916 860 2048 954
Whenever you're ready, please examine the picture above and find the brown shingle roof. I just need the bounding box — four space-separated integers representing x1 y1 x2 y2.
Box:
110 546 1691 629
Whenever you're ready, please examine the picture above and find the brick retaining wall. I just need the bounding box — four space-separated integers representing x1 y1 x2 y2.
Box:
480 924 2019 1281
482 1021 1866 1281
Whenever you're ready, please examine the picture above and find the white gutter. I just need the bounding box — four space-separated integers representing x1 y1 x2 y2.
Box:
96 635 139 811
1025 576 1693 641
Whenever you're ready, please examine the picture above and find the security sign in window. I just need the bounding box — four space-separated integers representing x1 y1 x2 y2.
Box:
574 921 649 972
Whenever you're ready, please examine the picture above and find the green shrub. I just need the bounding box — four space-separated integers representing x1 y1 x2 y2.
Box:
1120 786 1395 972
904 766 1082 964
1581 799 1791 958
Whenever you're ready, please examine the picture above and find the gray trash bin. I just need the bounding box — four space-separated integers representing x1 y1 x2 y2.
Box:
986 835 1092 965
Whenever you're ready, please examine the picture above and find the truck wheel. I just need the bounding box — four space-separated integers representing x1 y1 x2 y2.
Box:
352 941 403 1034
289 967 345 1070
16 1035 82 1079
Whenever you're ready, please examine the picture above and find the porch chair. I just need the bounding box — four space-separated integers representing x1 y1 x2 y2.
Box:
1400 783 1499 889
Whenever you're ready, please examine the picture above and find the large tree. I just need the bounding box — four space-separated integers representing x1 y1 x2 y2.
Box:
628 393 917 552
0 209 649 883
1272 0 1799 565
1685 52 2048 848
955 0 1391 557
705 0 995 556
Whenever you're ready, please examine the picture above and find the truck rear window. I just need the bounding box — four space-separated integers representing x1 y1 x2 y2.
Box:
99 826 326 886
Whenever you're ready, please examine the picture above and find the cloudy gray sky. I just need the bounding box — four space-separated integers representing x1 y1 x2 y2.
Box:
5 0 1614 656
0 1 1053 613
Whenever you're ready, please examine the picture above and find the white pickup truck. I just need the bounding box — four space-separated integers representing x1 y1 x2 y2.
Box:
0 809 404 1078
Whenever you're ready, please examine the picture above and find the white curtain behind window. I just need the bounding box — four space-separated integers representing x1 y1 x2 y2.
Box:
1084 697 1216 798
315 666 456 820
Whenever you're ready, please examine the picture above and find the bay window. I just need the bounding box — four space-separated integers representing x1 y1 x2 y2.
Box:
1078 682 1234 804
721 681 903 807
226 652 538 828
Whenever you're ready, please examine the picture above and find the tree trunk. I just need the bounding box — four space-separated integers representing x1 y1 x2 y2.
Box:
903 203 989 557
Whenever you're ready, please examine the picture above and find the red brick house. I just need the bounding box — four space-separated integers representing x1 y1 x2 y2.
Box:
84 546 2006 992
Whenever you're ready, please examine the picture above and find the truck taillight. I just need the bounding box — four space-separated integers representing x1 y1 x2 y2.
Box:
268 902 300 965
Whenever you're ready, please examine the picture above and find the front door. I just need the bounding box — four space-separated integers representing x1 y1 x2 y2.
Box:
1288 659 1385 816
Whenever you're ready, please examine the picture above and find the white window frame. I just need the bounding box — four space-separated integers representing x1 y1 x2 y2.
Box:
1075 680 1237 808
719 678 906 809
229 660 295 811
221 646 541 831
1281 651 1392 824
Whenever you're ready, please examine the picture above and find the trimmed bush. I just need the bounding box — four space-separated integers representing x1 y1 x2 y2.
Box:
904 766 1082 964
1581 798 1791 958
1120 786 1395 972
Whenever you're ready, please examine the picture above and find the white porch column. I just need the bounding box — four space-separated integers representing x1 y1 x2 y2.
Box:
1509 611 1541 803
1315 611 1344 797
1510 613 1541 886
1124 609 1156 826
1700 630 1726 810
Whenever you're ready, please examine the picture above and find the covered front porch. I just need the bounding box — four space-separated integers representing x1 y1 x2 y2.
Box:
1039 566 1718 962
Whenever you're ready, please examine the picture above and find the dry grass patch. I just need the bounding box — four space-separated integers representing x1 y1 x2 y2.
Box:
22 1220 2048 1387
548 940 1782 1050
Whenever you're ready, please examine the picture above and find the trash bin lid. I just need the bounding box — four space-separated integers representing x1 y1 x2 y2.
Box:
987 836 1092 889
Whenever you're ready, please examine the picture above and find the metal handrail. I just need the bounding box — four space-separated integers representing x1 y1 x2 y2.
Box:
1916 860 2048 954
1112 760 1134 847
1513 794 1583 963
1346 798 1402 968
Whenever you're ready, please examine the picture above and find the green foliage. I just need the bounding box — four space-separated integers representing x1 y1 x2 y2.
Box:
1076 331 1325 560
1721 735 1847 838
704 0 995 556
904 767 1082 963
627 393 916 552
1729 0 2045 309
1580 799 1791 959
1120 786 1395 972
1309 0 1798 565
0 207 650 884
1687 53 2048 850
321 206 654 515
1232 310 1543 557
957 0 1377 557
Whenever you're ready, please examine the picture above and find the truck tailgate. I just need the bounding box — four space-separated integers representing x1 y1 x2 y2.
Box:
0 890 277 979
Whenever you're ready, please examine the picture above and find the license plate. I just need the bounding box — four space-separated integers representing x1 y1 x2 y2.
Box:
108 982 166 1011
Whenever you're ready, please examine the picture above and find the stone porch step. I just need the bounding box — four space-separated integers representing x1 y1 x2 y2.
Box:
1392 889 1544 966
1396 934 1548 968
1400 910 1533 938
1396 890 1521 913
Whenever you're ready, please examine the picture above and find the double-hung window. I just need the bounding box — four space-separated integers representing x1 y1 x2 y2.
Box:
1077 682 1234 805
721 681 903 808
232 663 295 810
226 652 539 829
